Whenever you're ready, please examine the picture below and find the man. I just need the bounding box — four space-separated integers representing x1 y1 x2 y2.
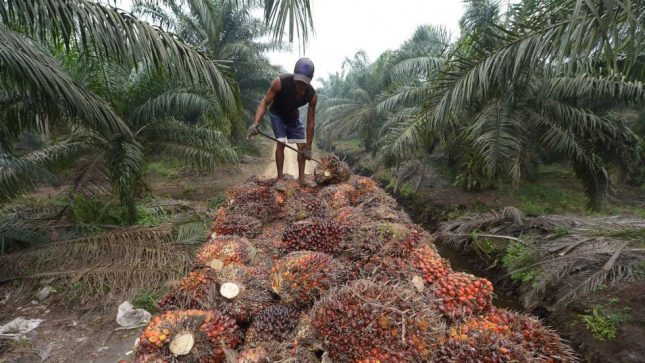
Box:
247 58 317 187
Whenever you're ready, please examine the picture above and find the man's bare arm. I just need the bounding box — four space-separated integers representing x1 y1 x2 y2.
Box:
306 94 317 147
253 78 281 125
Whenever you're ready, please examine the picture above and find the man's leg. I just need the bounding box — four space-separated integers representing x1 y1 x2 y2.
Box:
269 112 288 180
297 143 306 183
275 142 285 179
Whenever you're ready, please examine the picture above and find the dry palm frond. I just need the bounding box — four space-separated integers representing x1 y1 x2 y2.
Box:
0 225 195 303
436 206 524 248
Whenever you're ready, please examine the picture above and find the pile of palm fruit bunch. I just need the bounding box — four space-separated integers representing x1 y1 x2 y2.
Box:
133 164 577 362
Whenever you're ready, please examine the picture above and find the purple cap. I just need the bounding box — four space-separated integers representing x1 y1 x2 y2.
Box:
293 58 314 84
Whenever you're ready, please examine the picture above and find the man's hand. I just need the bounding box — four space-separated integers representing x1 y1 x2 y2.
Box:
302 146 312 160
247 123 259 138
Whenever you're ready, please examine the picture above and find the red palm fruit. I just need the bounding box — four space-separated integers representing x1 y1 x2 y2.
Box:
271 251 343 307
411 243 452 284
195 236 257 269
280 218 347 253
211 208 262 238
311 280 444 362
431 272 494 320
245 304 300 345
135 309 240 363
313 155 351 185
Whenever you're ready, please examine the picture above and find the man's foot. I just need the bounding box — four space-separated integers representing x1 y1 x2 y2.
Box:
275 179 288 192
298 177 317 188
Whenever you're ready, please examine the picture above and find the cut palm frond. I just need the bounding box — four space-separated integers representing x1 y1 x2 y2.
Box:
0 225 195 303
438 208 645 311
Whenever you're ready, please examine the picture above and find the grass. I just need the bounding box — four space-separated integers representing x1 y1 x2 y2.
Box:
515 164 645 217
502 242 539 283
132 288 162 313
579 300 632 341
146 159 185 179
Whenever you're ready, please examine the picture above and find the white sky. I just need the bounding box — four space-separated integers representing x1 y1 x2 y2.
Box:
113 0 465 86
266 0 465 85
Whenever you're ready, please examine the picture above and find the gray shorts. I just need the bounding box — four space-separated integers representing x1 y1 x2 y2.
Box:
269 112 306 144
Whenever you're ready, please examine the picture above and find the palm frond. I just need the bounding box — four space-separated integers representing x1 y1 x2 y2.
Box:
541 75 645 103
1 0 238 112
388 56 444 81
0 29 133 138
263 0 314 49
106 139 145 223
465 100 527 183
0 141 94 203
129 89 217 126
0 214 48 254
143 119 238 168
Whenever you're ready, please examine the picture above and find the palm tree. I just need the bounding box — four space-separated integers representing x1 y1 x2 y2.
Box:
379 0 645 209
316 51 392 151
132 0 283 140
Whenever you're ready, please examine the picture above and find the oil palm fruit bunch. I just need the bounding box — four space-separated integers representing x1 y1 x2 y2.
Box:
331 206 365 230
505 310 577 362
437 324 526 362
285 193 330 222
236 342 319 363
280 218 347 253
412 243 452 284
314 155 351 185
343 221 420 263
211 209 263 238
312 279 444 362
431 272 494 320
135 309 240 362
271 251 343 307
157 268 218 311
358 255 420 283
347 176 387 205
360 205 410 227
204 265 274 323
316 183 356 210
226 183 282 223
195 236 257 270
236 345 270 363
436 308 576 362
245 304 300 345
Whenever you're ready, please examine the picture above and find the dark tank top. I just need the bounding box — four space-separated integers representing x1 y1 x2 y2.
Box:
270 74 316 121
